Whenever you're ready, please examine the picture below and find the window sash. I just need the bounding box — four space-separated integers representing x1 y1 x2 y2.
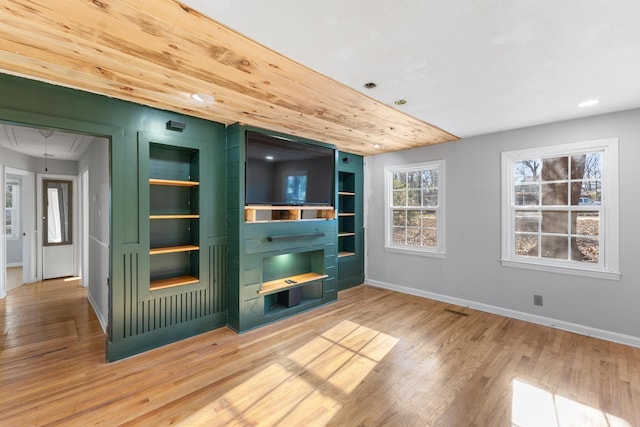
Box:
501 139 619 279
385 161 444 255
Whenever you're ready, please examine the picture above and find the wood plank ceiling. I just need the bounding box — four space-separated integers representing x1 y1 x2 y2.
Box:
0 0 458 155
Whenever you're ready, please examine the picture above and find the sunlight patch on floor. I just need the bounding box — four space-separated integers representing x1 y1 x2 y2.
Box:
511 378 631 427
178 320 399 426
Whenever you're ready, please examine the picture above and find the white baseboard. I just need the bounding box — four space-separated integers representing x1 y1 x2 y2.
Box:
365 278 640 349
88 292 107 333
6 262 23 268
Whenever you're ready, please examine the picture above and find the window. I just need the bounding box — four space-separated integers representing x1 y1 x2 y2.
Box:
285 172 307 204
501 138 619 279
384 160 445 256
5 180 20 240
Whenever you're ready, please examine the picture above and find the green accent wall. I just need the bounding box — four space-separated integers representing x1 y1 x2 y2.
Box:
0 73 365 360
0 73 227 361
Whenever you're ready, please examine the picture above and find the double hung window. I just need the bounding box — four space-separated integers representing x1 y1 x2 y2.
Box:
501 139 619 279
385 160 445 256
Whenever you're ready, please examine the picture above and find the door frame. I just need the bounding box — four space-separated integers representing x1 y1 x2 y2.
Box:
0 164 4 299
37 173 79 281
5 167 36 284
81 168 89 288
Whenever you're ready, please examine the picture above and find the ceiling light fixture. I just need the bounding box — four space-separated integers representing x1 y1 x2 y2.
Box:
38 128 54 138
394 99 407 106
578 99 599 107
265 155 274 161
191 93 215 104
373 144 381 149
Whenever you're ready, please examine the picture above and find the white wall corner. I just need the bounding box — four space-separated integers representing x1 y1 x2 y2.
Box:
88 291 107 333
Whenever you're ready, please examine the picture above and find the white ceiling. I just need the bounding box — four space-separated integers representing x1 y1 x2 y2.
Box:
0 125 94 161
184 0 640 138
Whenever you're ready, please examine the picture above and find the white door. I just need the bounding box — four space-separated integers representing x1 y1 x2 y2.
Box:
42 178 74 279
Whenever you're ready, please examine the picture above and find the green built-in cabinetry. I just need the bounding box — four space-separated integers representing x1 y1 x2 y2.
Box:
226 124 339 332
0 74 228 361
0 73 364 360
337 152 365 290
148 142 201 290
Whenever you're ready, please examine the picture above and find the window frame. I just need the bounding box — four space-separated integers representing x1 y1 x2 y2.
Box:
5 179 21 240
384 160 445 257
501 138 620 280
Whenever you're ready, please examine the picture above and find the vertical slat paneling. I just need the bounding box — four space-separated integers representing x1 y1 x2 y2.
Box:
122 251 139 339
209 239 227 314
120 240 226 343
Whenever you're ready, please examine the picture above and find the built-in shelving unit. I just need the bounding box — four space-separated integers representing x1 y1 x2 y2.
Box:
338 171 356 258
245 205 335 223
336 153 365 290
149 245 199 255
226 124 341 333
149 143 200 291
258 272 329 295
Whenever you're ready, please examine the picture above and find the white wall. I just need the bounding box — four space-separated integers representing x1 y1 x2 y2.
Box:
78 137 110 331
365 108 640 345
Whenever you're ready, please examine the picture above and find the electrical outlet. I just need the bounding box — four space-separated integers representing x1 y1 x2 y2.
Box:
533 294 543 306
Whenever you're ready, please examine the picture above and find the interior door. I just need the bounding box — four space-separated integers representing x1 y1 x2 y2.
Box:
42 179 74 279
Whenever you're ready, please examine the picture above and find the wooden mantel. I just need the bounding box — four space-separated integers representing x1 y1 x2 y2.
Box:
0 0 457 155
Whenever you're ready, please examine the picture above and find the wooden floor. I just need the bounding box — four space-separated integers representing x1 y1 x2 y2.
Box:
1 279 640 426
6 266 22 291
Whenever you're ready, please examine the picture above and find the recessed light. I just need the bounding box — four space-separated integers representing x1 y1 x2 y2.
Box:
265 155 274 161
191 93 215 104
373 144 381 149
364 82 377 89
394 99 407 105
578 99 599 107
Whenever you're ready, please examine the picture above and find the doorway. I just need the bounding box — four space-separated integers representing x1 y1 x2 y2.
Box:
0 122 110 330
40 176 76 280
3 167 35 294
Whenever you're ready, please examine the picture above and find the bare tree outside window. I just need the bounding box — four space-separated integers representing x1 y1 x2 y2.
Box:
386 161 444 254
513 152 601 264
502 139 619 278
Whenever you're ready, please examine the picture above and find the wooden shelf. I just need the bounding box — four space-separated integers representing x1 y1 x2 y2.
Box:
150 245 199 255
150 214 199 220
338 251 356 258
338 191 355 196
258 272 328 295
150 275 199 290
338 232 356 237
245 205 335 223
149 178 199 187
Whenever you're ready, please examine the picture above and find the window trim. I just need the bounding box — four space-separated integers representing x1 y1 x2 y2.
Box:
384 159 445 257
500 138 620 280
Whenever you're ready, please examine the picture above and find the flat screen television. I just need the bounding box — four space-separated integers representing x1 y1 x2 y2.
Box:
245 131 335 206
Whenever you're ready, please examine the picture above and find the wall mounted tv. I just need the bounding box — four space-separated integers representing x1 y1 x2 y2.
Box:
245 131 335 206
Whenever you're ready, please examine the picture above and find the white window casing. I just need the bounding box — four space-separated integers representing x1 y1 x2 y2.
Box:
384 160 445 257
501 138 620 280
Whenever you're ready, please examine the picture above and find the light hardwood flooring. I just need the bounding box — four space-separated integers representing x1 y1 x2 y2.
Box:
1 278 640 426
6 266 22 291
